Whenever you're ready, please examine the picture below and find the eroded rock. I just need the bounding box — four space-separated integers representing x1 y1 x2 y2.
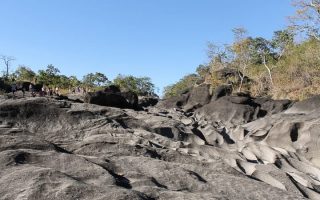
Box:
0 95 318 199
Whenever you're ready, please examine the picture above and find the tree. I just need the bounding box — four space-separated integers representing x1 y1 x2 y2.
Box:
231 27 251 92
114 75 139 93
135 77 155 95
113 74 155 95
163 74 199 98
69 76 81 87
45 64 60 76
250 37 275 86
37 65 61 86
206 42 233 70
290 0 320 40
93 72 108 86
37 70 49 85
272 29 295 59
0 55 15 79
82 73 96 88
15 65 36 81
196 64 210 79
57 75 70 88
82 72 108 88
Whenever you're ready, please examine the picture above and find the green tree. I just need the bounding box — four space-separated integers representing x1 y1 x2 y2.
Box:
93 72 108 86
69 76 81 87
15 65 36 81
37 70 48 84
37 65 61 86
46 64 60 76
196 64 210 79
82 72 108 88
272 29 295 59
250 37 275 85
135 77 155 95
82 73 96 88
163 74 199 98
113 74 155 95
57 75 70 88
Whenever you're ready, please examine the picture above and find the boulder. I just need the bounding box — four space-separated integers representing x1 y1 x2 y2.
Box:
84 90 139 109
285 95 320 114
215 68 239 80
195 95 258 126
158 85 212 111
14 81 28 91
138 96 159 107
104 85 121 93
67 93 85 103
254 97 292 116
183 84 212 112
120 91 138 108
195 95 292 126
0 79 12 93
212 84 233 101
157 93 190 109
84 91 131 108
243 105 320 168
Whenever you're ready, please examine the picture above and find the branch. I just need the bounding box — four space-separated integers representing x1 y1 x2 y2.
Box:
310 31 320 40
0 55 15 62
262 54 274 86
310 0 320 10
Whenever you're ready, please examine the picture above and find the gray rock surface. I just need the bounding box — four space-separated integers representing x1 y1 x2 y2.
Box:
285 95 320 114
211 84 233 101
84 90 138 109
158 84 212 112
0 94 319 199
138 96 159 108
183 84 212 112
195 96 257 127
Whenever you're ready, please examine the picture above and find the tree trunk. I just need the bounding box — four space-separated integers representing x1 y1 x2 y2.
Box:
237 70 244 92
262 55 274 86
6 63 9 78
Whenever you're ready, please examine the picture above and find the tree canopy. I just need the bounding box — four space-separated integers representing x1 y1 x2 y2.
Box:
1 63 156 97
15 66 36 82
113 74 155 96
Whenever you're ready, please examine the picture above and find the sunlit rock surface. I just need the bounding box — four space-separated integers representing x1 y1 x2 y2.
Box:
1 93 320 199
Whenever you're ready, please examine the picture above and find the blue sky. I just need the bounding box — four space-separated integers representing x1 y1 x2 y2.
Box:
0 0 295 94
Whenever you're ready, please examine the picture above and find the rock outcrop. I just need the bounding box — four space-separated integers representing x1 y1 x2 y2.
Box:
183 84 212 112
138 96 159 108
0 92 320 199
211 84 233 101
84 90 138 109
158 84 212 111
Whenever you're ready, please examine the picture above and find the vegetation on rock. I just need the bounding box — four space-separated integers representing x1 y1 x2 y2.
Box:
164 0 320 100
0 63 156 96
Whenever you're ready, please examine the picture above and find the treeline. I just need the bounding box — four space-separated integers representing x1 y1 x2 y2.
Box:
164 0 320 100
0 64 156 96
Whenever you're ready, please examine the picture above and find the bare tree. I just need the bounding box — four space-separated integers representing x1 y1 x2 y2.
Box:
290 0 320 40
232 27 251 92
0 55 15 78
262 54 274 86
251 37 275 87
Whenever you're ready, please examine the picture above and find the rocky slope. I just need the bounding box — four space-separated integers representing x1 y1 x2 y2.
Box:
1 88 320 199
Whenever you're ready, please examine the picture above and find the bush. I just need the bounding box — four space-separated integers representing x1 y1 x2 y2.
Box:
163 74 200 98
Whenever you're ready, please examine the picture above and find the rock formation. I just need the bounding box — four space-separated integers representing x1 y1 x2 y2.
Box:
1 89 320 199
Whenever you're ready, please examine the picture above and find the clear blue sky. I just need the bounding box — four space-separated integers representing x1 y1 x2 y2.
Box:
0 0 295 94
